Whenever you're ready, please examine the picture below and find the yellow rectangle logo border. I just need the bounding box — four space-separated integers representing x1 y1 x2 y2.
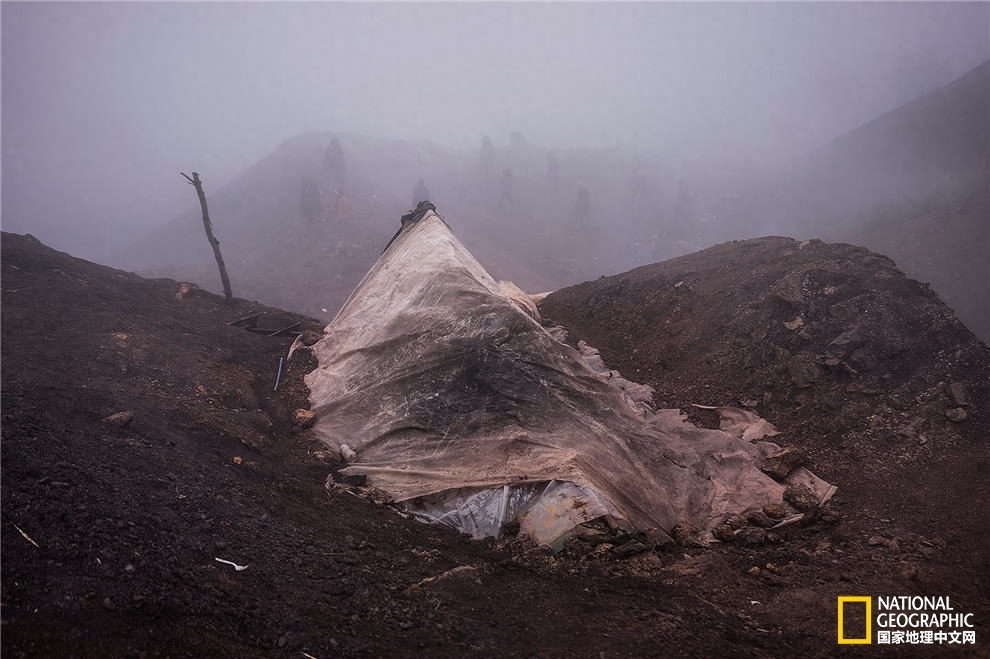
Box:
838 596 872 644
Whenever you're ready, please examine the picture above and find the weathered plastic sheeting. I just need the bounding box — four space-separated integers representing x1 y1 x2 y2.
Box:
497 280 542 322
691 404 780 442
517 481 624 548
404 484 545 539
306 211 834 545
643 408 833 530
402 480 621 546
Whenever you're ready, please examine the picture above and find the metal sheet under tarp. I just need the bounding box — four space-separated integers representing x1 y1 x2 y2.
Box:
305 211 834 545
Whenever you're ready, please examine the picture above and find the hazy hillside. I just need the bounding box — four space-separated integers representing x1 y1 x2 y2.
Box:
127 62 989 341
761 61 989 340
780 60 988 236
126 131 718 322
853 185 989 342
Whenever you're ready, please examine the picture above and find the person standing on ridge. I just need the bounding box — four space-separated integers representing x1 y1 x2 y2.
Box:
499 168 513 208
321 138 347 222
412 179 431 207
574 182 590 228
479 135 494 175
323 138 347 189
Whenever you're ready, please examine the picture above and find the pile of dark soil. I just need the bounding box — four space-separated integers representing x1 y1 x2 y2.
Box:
541 236 990 641
3 232 988 657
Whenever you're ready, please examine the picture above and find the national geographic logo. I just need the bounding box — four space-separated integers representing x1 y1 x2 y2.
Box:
838 596 978 645
838 596 872 644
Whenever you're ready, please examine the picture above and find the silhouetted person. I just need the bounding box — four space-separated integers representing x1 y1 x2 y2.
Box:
479 135 494 175
323 138 347 189
629 166 648 203
499 168 513 208
574 182 590 227
300 175 322 223
412 179 431 207
383 200 437 253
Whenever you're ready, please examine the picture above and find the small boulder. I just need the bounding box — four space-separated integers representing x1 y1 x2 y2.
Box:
783 316 804 331
827 326 867 361
761 446 807 480
747 511 776 528
945 382 969 407
299 330 323 347
787 354 821 388
643 528 677 552
724 514 748 530
886 394 909 411
712 524 736 543
175 282 202 300
818 504 842 524
945 407 968 423
737 527 767 547
848 346 880 372
762 503 788 520
293 409 316 429
783 484 819 512
671 523 701 547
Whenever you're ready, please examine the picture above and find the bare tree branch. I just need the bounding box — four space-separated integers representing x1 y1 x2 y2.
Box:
181 171 232 302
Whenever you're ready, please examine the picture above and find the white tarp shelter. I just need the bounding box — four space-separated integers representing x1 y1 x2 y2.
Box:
304 210 832 547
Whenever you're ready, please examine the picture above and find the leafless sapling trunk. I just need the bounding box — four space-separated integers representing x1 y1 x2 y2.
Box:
181 171 232 302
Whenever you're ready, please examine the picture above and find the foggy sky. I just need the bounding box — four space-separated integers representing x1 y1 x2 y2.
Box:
2 1 988 265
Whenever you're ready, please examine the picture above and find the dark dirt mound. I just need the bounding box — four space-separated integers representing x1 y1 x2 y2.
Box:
3 232 989 657
541 236 990 523
540 236 990 638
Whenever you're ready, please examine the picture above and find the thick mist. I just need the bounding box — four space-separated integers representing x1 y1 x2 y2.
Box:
2 2 988 267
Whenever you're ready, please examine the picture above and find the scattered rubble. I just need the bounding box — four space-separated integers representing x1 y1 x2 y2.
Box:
760 447 807 480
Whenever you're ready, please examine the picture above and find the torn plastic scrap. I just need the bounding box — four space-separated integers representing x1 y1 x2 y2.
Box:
215 557 249 571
